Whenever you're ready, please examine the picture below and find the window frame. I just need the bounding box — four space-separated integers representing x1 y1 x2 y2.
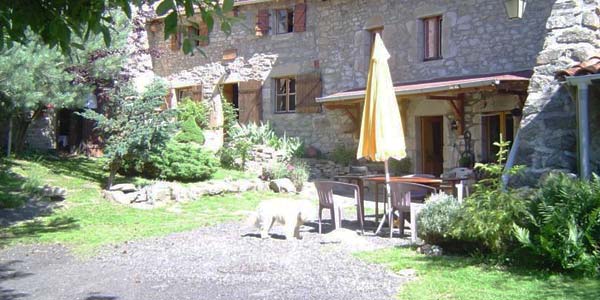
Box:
481 111 515 163
175 86 194 102
274 77 296 113
275 8 294 34
422 15 443 61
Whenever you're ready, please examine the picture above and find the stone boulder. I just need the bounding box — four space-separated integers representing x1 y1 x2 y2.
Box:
269 178 296 193
41 185 67 200
109 183 137 193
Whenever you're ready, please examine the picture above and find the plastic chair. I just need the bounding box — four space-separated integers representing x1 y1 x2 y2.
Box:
314 181 364 235
389 182 437 238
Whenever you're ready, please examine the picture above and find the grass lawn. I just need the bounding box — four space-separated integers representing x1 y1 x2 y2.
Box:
0 156 275 254
356 247 600 300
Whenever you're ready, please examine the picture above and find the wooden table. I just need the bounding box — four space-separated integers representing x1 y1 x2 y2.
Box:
333 174 381 223
364 176 442 224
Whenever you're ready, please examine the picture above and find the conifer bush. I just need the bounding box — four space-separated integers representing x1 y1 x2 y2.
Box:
153 142 217 182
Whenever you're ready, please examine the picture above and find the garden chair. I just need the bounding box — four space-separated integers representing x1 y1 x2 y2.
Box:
314 181 364 235
389 182 437 238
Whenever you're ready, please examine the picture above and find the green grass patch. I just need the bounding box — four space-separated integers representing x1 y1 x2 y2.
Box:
211 168 256 180
356 247 600 300
0 157 274 255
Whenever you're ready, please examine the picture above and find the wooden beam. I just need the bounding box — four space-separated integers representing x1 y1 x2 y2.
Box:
428 95 463 101
445 93 465 134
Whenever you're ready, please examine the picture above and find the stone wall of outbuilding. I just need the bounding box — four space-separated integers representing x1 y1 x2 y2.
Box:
515 0 600 184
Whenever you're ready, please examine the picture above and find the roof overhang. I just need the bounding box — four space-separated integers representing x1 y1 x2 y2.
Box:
564 73 600 87
316 70 533 104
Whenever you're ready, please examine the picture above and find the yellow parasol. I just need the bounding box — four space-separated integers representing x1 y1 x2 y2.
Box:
357 33 407 236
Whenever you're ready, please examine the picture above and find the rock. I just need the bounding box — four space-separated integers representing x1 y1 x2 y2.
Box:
269 178 296 193
147 182 173 203
41 185 67 200
109 183 137 193
417 244 443 256
103 190 137 205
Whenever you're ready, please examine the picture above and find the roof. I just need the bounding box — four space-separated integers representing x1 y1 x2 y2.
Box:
555 55 600 81
316 70 533 103
234 0 273 6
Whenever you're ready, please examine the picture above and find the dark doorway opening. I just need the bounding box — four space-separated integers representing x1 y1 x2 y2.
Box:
222 83 239 120
420 116 444 177
56 109 84 153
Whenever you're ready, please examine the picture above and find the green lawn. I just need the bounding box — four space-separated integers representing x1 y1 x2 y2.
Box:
0 156 273 254
356 247 600 300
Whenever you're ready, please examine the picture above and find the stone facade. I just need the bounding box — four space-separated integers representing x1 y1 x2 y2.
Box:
148 0 556 157
146 0 600 179
515 0 600 183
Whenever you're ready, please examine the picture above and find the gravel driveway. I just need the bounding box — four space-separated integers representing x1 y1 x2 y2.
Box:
0 219 411 300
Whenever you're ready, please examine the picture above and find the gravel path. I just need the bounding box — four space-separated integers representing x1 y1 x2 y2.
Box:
0 219 412 300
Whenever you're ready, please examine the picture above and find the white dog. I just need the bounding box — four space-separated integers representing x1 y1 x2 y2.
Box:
247 199 315 240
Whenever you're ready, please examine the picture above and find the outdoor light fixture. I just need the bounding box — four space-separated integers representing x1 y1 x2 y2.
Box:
504 0 527 19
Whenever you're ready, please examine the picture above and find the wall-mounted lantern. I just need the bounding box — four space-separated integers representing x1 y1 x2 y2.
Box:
504 0 527 19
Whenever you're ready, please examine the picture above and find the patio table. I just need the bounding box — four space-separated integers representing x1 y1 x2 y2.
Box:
364 176 442 224
333 174 382 225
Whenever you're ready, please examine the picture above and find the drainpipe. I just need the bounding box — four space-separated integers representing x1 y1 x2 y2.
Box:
575 82 591 180
565 74 600 180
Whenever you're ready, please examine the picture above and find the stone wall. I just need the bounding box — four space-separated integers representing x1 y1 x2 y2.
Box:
147 0 555 154
516 0 600 184
25 109 56 151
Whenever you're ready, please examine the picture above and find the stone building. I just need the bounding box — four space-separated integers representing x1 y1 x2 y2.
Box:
143 0 599 178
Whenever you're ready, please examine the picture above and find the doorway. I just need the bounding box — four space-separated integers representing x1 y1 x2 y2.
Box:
420 116 444 177
221 83 239 121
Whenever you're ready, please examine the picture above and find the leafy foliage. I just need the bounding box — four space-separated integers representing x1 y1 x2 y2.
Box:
80 80 176 187
176 98 210 129
261 160 310 191
513 173 600 276
220 122 303 170
0 0 237 54
451 136 528 254
152 141 217 182
417 192 461 246
389 157 412 175
174 118 205 144
330 146 356 166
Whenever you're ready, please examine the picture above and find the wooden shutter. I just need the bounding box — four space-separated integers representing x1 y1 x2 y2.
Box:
170 33 178 51
296 72 322 113
191 85 203 102
198 23 209 47
293 3 306 32
238 80 263 124
256 9 270 36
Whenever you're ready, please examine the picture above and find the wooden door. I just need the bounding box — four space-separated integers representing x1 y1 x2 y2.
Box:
238 80 262 124
421 116 444 176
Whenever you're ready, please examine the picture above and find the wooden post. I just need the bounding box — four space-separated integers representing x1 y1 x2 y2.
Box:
6 115 12 157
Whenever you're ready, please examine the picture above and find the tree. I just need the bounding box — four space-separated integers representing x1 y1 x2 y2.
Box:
80 80 176 188
0 0 236 54
0 41 84 153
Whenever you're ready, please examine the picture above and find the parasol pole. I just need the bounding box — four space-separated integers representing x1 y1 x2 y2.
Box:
375 159 393 236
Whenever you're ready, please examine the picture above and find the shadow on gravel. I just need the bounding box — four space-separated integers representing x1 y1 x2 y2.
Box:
0 216 79 248
85 293 119 300
0 260 32 300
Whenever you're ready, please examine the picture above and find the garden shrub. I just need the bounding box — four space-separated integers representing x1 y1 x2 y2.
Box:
174 118 205 144
221 122 304 170
417 192 461 246
330 146 355 166
177 98 210 129
513 173 600 276
389 157 412 175
153 141 218 182
450 136 528 254
262 160 309 191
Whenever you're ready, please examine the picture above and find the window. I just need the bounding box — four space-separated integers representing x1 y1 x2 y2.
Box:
170 24 208 51
175 85 202 103
481 112 515 163
275 9 294 34
422 16 443 60
275 78 296 113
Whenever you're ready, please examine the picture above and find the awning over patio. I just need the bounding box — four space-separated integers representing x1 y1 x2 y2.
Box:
316 70 532 104
317 70 532 135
